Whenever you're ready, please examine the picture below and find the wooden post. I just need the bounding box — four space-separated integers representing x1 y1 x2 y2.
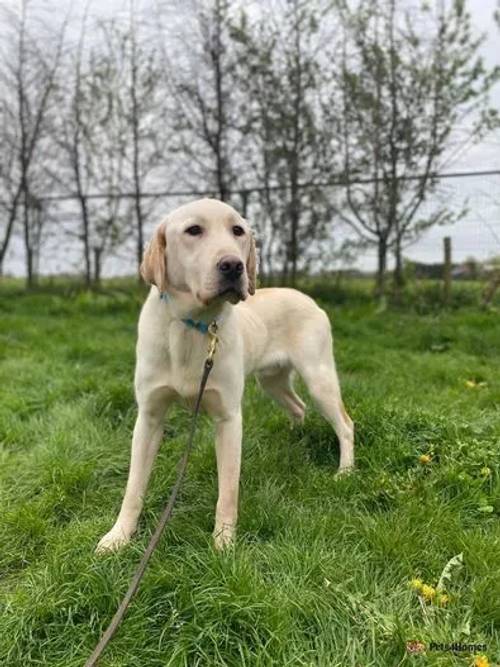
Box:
443 236 452 305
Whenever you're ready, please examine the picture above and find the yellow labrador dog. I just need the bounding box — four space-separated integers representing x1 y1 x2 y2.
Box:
97 198 354 552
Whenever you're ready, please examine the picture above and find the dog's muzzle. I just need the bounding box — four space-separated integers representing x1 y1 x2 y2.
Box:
216 255 245 301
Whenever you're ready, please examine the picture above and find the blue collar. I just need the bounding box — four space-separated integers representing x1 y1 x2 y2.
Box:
181 317 210 334
160 292 213 334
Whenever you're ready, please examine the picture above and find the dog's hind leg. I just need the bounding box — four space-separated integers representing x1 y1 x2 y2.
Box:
257 366 306 423
292 323 354 473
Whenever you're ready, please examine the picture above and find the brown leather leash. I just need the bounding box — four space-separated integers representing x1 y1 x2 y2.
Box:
85 322 219 667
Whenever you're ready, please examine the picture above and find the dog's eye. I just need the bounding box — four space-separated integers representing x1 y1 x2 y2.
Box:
232 225 245 237
185 225 202 236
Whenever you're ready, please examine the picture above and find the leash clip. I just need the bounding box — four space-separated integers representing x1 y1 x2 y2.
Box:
207 321 219 363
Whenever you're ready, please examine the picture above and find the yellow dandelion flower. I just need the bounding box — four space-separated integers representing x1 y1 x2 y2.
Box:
421 584 436 601
473 656 489 667
410 578 424 591
436 593 449 606
419 454 432 465
465 380 488 389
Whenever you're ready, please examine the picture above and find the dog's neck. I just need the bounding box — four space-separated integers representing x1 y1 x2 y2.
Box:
157 287 231 332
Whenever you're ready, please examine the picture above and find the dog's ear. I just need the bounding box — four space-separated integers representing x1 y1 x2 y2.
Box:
140 222 167 292
246 232 257 296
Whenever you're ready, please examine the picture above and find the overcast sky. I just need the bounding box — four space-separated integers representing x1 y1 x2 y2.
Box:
3 0 500 275
402 0 500 268
115 0 500 268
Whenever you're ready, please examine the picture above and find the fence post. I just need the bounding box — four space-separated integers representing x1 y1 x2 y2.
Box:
443 236 452 305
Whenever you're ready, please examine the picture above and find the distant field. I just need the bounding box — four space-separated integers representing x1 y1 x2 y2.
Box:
0 282 499 666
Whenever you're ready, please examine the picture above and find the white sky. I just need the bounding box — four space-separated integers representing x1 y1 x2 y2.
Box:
400 0 500 269
3 0 500 275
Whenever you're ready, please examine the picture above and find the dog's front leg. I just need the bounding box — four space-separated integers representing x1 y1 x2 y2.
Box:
96 392 169 553
213 411 242 550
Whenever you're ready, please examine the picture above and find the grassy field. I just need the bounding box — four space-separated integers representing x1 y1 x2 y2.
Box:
0 282 499 666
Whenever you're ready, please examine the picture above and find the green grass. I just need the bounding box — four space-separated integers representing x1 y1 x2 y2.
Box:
0 281 499 666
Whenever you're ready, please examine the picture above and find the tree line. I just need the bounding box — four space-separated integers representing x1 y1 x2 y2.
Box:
0 0 498 296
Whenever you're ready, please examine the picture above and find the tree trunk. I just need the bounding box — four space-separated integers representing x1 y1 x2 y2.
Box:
240 191 248 218
93 247 102 286
23 216 34 288
281 252 289 286
0 207 18 276
289 168 299 287
76 193 91 288
132 125 144 282
289 6 302 289
26 247 34 288
289 206 299 287
82 199 91 288
213 0 228 202
374 238 388 298
23 193 35 288
129 12 145 282
72 126 91 287
393 236 405 288
135 197 144 283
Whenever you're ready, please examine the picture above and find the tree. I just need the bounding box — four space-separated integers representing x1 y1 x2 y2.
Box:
230 0 335 284
332 0 499 297
53 4 93 285
56 19 132 285
0 78 19 276
84 26 132 285
125 2 168 279
0 0 68 285
55 12 165 285
160 0 238 201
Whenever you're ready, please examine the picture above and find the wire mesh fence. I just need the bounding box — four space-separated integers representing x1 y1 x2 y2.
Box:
2 169 500 279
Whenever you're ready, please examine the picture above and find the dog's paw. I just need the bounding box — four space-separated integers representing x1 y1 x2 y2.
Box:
95 526 131 554
334 465 355 479
213 523 235 551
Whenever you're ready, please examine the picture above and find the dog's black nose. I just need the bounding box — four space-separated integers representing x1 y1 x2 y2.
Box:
217 256 244 280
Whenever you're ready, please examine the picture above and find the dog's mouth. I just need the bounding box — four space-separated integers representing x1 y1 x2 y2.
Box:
197 281 246 306
216 286 244 304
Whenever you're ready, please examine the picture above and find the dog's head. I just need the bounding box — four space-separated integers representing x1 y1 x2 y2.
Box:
141 198 257 307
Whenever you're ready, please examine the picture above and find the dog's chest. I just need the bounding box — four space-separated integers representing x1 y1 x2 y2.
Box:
163 344 236 419
162 363 227 418
163 329 209 399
